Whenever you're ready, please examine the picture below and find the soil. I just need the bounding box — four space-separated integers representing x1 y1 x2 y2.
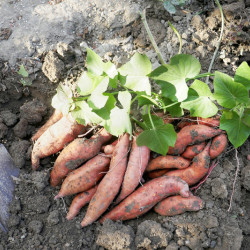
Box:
0 0 250 249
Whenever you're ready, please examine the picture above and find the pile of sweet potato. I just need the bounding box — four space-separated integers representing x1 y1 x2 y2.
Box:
31 111 228 227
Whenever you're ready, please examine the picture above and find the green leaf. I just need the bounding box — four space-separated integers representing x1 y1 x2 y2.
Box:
71 101 104 125
20 78 32 86
137 92 159 107
51 84 73 115
162 98 183 117
103 61 118 79
118 53 152 94
77 72 104 96
141 114 164 130
86 48 103 75
17 65 29 77
234 62 250 90
136 124 177 155
93 94 116 120
149 54 201 101
163 1 176 14
220 111 250 148
105 107 132 136
242 108 250 127
214 71 249 108
181 80 218 118
88 77 109 109
118 91 131 112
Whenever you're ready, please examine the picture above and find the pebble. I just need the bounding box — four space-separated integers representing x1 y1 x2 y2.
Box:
47 210 60 225
13 118 28 138
206 216 219 229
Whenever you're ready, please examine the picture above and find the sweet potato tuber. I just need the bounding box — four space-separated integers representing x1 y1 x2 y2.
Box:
80 133 130 227
100 176 190 223
154 193 204 216
31 115 85 170
147 169 170 179
167 125 221 155
209 134 227 159
50 128 112 187
54 155 110 198
31 110 63 142
181 142 206 159
166 141 211 186
146 155 190 172
66 186 98 220
102 140 118 155
115 136 150 204
198 116 220 127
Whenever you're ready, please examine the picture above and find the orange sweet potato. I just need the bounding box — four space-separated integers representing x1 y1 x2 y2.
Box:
102 140 118 155
115 136 150 204
154 193 204 216
80 133 130 227
100 176 190 223
31 115 85 170
31 110 63 142
147 169 170 179
146 155 190 172
181 142 206 159
66 186 98 220
54 155 110 198
209 134 228 159
167 125 221 155
166 141 211 186
198 116 220 127
50 128 112 187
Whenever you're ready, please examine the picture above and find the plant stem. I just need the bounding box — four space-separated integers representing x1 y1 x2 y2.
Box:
168 21 182 54
206 0 224 84
148 105 155 129
140 9 166 65
160 102 179 109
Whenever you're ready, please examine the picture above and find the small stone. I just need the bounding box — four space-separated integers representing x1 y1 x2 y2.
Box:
13 118 28 138
31 171 49 191
28 220 43 234
173 16 182 22
206 216 219 229
47 210 60 226
0 110 18 126
166 241 179 250
191 15 204 30
210 240 217 248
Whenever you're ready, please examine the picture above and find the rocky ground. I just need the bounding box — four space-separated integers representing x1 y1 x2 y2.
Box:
0 0 249 249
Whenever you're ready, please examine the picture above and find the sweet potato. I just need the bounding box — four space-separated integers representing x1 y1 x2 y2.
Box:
50 128 112 187
177 118 197 129
115 136 150 204
147 169 170 179
146 155 190 172
66 186 98 220
102 140 118 155
167 125 221 155
154 193 204 216
166 141 211 186
80 133 130 227
31 115 85 170
181 142 206 159
198 116 220 127
31 110 63 142
209 134 227 159
100 176 190 223
54 155 110 198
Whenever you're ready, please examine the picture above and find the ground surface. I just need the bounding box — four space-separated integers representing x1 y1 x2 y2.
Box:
0 0 249 249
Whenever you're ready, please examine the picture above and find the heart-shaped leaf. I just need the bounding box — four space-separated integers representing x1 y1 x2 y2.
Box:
234 61 250 90
149 54 201 101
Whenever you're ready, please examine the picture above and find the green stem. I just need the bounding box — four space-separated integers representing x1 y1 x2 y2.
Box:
186 73 215 82
206 0 224 84
148 105 155 129
140 9 166 65
168 21 182 54
160 102 179 109
130 96 138 105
